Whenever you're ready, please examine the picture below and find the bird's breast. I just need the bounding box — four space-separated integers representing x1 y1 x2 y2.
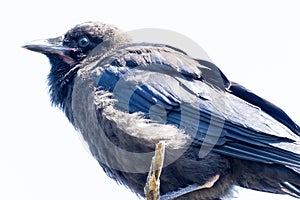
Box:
71 69 192 174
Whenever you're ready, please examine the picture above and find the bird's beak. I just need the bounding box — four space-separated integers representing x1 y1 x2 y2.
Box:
23 36 77 65
23 36 74 54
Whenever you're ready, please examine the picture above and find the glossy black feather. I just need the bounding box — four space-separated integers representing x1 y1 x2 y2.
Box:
91 43 300 197
229 82 300 135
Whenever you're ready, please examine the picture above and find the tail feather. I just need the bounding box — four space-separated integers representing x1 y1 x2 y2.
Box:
235 160 300 198
281 182 300 198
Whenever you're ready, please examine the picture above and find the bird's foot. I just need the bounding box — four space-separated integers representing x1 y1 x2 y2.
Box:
160 174 220 200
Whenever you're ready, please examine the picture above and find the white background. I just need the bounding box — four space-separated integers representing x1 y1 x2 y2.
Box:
1 0 300 199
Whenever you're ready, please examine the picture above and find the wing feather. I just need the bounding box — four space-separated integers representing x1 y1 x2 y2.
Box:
95 43 300 170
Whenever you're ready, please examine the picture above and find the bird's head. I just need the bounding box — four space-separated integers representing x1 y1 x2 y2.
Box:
23 21 129 122
23 21 129 68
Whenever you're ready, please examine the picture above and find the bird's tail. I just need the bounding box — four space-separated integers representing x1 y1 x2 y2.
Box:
278 166 300 198
280 181 300 198
235 160 300 199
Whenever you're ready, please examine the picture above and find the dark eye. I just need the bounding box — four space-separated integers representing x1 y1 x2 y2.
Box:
78 37 90 48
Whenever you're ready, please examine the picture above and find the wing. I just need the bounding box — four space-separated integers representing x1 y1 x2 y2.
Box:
229 81 300 135
94 43 300 171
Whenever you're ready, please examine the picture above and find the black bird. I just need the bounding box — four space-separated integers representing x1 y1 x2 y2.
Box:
23 22 300 200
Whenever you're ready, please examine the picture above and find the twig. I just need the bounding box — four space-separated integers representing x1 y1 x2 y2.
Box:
144 141 166 200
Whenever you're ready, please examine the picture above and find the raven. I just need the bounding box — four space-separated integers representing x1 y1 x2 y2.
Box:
23 22 300 200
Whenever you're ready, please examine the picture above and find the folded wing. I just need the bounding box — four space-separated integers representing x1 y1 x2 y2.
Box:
95 43 300 173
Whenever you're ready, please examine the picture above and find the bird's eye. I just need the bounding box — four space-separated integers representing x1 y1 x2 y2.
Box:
78 37 90 48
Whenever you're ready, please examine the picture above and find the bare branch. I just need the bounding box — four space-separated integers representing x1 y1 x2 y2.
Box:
144 141 166 200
